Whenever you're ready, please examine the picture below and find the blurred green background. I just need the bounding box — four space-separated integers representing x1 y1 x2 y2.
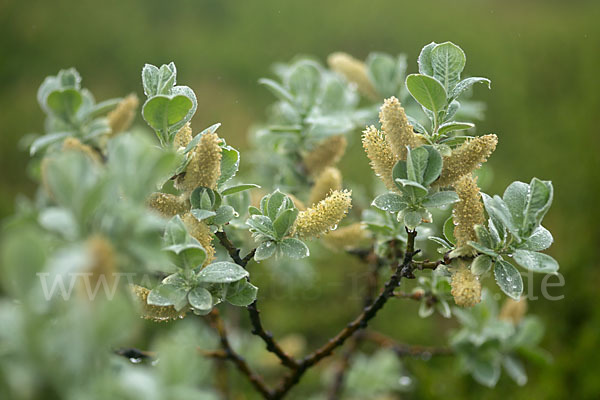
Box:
1 0 599 398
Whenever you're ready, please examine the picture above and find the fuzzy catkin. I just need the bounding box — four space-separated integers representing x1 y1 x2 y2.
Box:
303 135 347 176
453 174 485 251
435 134 498 188
379 97 425 160
499 297 527 325
174 122 192 149
107 94 139 135
176 132 222 191
182 213 215 264
451 265 482 307
323 222 369 251
293 190 352 239
147 192 188 217
327 52 378 100
62 137 102 164
130 284 187 321
84 235 116 293
362 125 397 191
309 167 342 206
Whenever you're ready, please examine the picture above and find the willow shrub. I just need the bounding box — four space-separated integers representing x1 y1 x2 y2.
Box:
0 42 559 399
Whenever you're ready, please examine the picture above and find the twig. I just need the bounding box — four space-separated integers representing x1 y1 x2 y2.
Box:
216 229 299 369
363 330 452 358
207 309 273 398
270 229 419 399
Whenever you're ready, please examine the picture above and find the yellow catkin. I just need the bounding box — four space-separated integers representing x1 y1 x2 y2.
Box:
379 97 426 160
435 134 498 188
107 94 139 135
182 213 215 264
130 284 187 321
62 137 102 164
147 192 189 217
175 132 222 191
327 52 378 100
287 193 307 211
323 222 370 251
174 122 192 149
309 167 342 206
499 297 527 325
303 135 347 176
77 235 116 300
293 190 352 239
362 125 397 191
453 175 485 252
451 265 482 307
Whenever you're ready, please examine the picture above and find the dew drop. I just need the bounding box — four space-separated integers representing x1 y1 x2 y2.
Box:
129 357 142 364
399 376 412 386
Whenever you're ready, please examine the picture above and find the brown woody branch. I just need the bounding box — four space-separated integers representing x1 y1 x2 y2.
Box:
207 309 274 398
216 229 298 369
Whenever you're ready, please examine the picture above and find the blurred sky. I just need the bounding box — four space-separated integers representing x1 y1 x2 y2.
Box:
1 0 599 398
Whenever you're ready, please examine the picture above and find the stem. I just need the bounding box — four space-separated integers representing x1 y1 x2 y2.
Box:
207 310 273 398
270 229 419 399
216 229 298 369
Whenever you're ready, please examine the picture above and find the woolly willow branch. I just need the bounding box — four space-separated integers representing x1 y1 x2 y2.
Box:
207 310 274 398
270 230 419 399
215 229 298 369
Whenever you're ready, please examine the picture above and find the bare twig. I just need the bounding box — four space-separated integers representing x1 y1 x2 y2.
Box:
207 309 273 398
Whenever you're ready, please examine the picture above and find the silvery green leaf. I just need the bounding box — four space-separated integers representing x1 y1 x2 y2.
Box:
471 255 492 275
406 146 429 184
405 74 447 114
431 42 466 92
522 178 553 236
164 215 188 245
30 132 70 155
396 179 429 199
419 301 435 318
38 207 79 240
148 284 188 309
422 191 459 208
279 238 310 259
226 281 258 306
467 241 498 257
450 77 491 100
512 249 558 274
273 208 298 239
47 89 83 122
221 184 260 196
183 123 222 153
439 135 471 148
481 193 520 241
445 99 460 120
217 145 240 187
403 210 422 230
170 85 197 132
417 42 436 76
406 115 428 134
366 52 401 97
188 287 213 311
471 358 501 388
142 64 160 96
211 205 235 226
392 159 408 182
191 209 216 221
438 121 474 135
436 300 451 318
474 224 493 248
255 241 277 261
428 236 451 249
258 78 295 105
519 225 553 251
503 181 529 229
443 216 456 244
502 355 527 386
246 215 276 240
266 190 288 221
494 260 523 300
372 193 406 212
197 261 249 283
288 62 320 112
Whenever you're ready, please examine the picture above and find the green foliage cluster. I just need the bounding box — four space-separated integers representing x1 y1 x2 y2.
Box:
1 42 561 399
